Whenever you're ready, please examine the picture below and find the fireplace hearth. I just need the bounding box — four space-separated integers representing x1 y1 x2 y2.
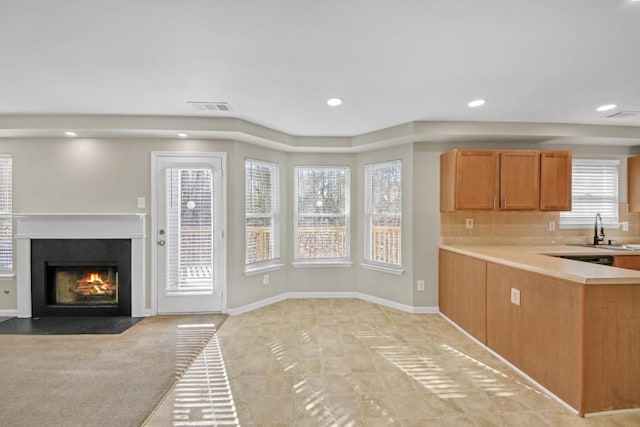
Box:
31 239 131 317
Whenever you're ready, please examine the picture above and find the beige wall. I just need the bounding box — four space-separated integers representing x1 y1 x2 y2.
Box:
0 138 424 312
1 136 635 313
355 144 415 307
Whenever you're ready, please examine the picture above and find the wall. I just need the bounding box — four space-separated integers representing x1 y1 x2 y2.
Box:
228 143 289 308
286 153 358 293
0 137 236 311
0 137 421 313
3 135 632 314
355 144 415 307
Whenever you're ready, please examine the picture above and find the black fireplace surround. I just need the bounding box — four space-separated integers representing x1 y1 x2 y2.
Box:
31 239 132 317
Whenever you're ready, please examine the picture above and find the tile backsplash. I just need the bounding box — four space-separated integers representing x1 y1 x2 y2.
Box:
440 203 640 246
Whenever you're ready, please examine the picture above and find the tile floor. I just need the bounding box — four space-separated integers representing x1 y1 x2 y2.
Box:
145 298 640 426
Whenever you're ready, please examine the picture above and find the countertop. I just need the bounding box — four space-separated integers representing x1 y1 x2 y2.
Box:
439 244 640 285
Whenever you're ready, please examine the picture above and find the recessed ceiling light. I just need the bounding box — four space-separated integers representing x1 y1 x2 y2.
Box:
64 131 77 137
596 104 617 112
468 99 487 108
177 133 188 138
327 97 343 107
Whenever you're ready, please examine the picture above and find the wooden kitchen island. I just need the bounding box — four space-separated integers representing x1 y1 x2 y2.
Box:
439 245 640 416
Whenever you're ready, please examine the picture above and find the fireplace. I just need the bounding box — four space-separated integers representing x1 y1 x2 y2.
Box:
31 239 131 317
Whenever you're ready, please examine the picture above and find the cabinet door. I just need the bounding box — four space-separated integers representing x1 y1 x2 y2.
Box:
613 255 640 270
628 156 640 212
455 150 499 210
439 249 487 343
500 151 540 210
540 151 572 211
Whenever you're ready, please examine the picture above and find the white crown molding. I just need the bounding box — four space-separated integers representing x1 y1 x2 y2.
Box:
1 115 640 152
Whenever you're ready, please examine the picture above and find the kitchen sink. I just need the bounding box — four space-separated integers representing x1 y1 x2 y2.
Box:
573 244 640 251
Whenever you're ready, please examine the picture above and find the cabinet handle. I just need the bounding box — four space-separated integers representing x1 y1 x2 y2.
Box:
504 197 507 209
493 197 496 209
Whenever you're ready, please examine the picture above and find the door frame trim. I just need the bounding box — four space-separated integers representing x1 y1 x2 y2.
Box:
150 151 227 315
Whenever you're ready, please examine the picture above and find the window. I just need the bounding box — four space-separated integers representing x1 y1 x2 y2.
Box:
245 159 280 272
559 159 619 228
293 166 350 264
364 160 402 271
0 155 12 275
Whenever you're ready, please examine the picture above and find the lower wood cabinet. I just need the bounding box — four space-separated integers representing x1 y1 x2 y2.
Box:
439 249 640 415
486 263 582 411
613 255 640 270
439 249 486 343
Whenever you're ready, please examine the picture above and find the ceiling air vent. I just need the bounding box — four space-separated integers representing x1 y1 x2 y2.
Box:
187 101 232 112
602 110 640 120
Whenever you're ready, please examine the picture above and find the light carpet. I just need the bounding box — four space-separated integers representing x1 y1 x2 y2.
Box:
0 314 226 427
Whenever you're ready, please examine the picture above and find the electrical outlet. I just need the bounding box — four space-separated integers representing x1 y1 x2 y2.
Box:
510 288 521 306
548 221 556 232
622 221 629 232
417 280 425 291
137 197 145 209
262 274 269 285
465 218 474 229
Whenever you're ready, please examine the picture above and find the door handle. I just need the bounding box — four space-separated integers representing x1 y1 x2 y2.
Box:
158 240 165 246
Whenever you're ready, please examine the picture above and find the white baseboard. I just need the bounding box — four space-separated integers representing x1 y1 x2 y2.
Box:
355 292 439 314
226 293 289 315
227 292 439 316
0 309 17 317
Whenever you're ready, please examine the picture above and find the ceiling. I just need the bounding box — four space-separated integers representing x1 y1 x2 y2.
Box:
1 0 640 146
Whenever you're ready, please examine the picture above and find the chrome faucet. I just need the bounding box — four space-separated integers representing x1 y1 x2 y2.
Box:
594 213 605 245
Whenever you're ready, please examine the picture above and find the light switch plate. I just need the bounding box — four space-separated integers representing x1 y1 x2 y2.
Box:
511 288 521 306
137 197 146 209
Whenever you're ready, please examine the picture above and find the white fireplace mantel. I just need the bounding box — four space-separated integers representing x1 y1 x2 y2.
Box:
15 213 147 318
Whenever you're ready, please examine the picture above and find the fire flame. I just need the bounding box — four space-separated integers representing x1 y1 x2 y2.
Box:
89 273 102 283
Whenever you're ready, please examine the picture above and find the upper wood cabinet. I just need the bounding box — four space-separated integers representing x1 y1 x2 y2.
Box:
540 151 572 211
440 148 572 212
441 149 499 210
628 155 640 212
500 151 540 210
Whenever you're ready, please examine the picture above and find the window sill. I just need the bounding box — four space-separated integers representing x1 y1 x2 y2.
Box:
0 273 15 280
361 263 404 275
244 263 284 276
292 261 353 269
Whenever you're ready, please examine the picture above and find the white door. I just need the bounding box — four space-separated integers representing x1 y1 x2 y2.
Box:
153 153 225 313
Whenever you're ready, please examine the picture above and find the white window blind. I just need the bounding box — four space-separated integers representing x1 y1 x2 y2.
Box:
364 160 402 268
0 156 12 272
165 168 214 295
245 159 279 267
559 159 619 228
294 166 350 262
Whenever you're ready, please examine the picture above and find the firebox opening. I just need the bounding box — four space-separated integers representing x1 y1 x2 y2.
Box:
47 264 118 307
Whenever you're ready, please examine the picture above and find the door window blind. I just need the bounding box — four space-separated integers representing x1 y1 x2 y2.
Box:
166 168 215 294
559 159 619 228
0 156 12 272
245 159 279 266
364 160 402 267
294 166 350 261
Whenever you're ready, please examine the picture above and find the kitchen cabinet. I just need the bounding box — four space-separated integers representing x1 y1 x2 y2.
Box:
439 249 486 343
486 262 582 411
439 246 640 415
440 149 499 211
441 149 567 212
540 151 572 211
500 150 540 209
613 255 640 270
628 155 640 212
